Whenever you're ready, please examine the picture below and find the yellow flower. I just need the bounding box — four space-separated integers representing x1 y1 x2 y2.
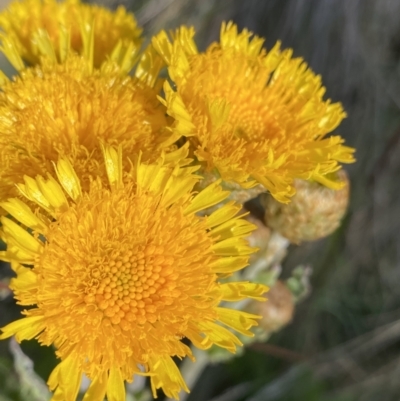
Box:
0 49 172 202
0 0 142 69
0 145 267 400
152 22 356 203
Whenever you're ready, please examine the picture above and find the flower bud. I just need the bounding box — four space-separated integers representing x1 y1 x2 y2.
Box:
247 280 294 335
262 170 350 243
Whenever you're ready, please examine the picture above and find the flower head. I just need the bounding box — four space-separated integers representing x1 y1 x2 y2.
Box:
0 145 267 399
0 0 142 68
0 50 171 202
152 22 355 203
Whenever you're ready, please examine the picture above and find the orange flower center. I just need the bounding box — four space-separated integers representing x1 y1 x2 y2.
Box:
35 185 218 358
84 244 177 328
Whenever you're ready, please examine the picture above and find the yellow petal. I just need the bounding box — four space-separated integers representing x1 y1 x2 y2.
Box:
79 15 94 71
185 324 212 350
17 176 53 214
111 40 139 75
196 321 242 353
184 181 229 216
101 143 123 190
168 41 191 81
36 175 69 212
161 173 199 208
0 315 44 341
0 198 47 232
33 29 57 61
163 80 195 136
10 263 38 303
136 163 169 194
262 40 283 71
58 25 71 63
211 237 255 256
205 201 242 228
151 30 173 65
1 216 42 255
158 127 183 149
209 218 256 240
220 21 265 57
148 355 189 400
48 364 62 391
135 43 164 87
252 173 295 204
216 307 260 336
54 158 82 202
162 142 191 165
209 256 249 274
172 26 198 55
57 356 82 401
50 386 65 401
0 245 36 264
220 282 268 302
106 367 125 401
83 372 108 401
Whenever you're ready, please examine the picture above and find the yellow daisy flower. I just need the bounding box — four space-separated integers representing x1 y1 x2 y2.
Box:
152 22 356 203
0 47 172 203
0 0 142 69
0 145 267 400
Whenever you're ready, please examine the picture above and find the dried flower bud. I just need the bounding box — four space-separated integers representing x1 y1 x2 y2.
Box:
262 170 350 243
247 280 294 335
